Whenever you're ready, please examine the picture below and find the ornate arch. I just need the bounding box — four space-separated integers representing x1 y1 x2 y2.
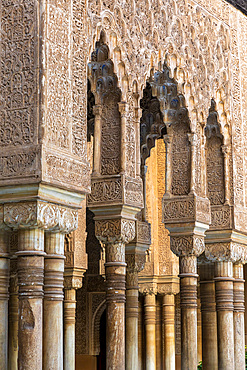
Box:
90 299 106 355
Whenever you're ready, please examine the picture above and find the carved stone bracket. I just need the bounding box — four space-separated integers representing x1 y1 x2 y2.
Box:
95 218 135 245
3 201 78 233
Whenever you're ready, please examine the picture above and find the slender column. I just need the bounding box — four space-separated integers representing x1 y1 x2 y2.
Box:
179 255 198 370
244 264 247 346
138 299 143 370
92 105 102 175
221 144 230 204
119 101 128 174
163 294 175 370
126 265 139 370
8 257 18 370
200 263 218 370
197 295 202 364
233 262 245 370
17 228 45 370
215 261 234 370
43 232 64 369
64 287 76 370
163 134 173 195
105 241 126 370
0 230 10 369
156 296 162 370
135 107 142 177
144 292 156 370
187 133 196 193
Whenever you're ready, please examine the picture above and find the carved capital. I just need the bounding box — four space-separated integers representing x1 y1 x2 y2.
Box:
205 242 247 263
95 218 135 245
118 101 129 117
92 104 102 116
132 220 151 245
64 269 84 290
170 235 205 258
126 252 146 288
3 202 78 233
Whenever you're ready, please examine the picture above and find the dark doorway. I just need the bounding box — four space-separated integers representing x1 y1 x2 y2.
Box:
97 309 106 370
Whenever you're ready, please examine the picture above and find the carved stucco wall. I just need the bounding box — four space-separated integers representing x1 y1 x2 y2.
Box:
0 0 90 194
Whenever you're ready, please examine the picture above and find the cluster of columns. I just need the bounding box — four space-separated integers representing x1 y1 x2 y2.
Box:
0 203 81 370
178 256 246 370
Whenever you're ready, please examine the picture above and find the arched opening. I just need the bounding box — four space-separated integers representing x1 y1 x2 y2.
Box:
97 309 106 370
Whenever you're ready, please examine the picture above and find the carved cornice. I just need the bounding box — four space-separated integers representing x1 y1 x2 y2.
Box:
3 201 78 233
95 218 135 245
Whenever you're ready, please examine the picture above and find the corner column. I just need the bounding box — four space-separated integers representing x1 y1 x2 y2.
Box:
233 262 245 370
214 261 234 370
162 294 176 370
200 263 218 369
8 255 18 370
144 292 156 370
43 232 65 369
17 228 45 370
0 226 10 369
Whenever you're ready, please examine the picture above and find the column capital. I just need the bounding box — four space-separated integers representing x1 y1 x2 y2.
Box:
205 241 247 263
92 104 102 116
118 101 129 116
95 218 135 245
3 201 78 233
64 269 85 290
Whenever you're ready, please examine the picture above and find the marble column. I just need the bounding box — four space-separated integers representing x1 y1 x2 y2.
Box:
179 255 198 370
17 228 45 370
0 229 10 369
64 287 76 370
126 262 139 370
156 297 162 370
144 292 156 370
163 294 175 370
43 232 64 369
233 262 245 370
215 261 234 370
105 241 126 370
197 295 202 364
8 257 18 370
92 105 102 176
138 299 143 370
200 263 218 370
